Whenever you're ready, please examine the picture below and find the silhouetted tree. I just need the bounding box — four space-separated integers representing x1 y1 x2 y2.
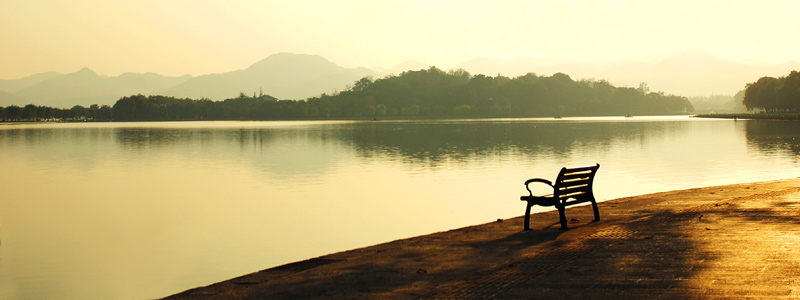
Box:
5 105 22 121
743 71 800 112
22 104 38 121
776 71 800 112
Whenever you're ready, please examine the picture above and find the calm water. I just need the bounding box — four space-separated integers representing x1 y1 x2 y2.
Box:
1 116 799 299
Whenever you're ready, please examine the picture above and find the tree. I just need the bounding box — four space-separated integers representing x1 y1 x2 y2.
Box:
97 105 113 121
95 69 694 122
5 105 22 121
22 104 38 121
776 71 800 112
363 105 376 116
376 104 387 116
744 76 779 111
70 105 89 120
401 104 420 116
637 82 651 95
351 76 374 92
112 95 144 121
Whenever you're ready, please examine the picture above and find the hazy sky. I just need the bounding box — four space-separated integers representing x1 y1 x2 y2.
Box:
2 0 798 79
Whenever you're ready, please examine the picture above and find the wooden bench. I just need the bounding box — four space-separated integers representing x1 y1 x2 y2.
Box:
520 164 600 230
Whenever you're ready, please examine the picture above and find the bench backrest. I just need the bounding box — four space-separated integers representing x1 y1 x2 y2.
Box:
554 164 599 205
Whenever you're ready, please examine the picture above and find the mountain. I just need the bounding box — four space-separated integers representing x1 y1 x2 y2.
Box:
634 48 787 96
0 53 378 107
5 50 799 108
0 71 62 94
14 68 106 107
454 49 800 96
161 53 377 100
0 90 25 107
10 68 192 108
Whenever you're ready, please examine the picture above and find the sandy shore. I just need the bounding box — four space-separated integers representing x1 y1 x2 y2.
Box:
164 178 800 299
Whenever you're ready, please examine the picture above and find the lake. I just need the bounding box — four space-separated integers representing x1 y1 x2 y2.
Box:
1 116 799 299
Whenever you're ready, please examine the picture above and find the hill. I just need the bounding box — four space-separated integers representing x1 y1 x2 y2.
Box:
9 68 191 108
453 48 800 97
0 54 392 107
4 50 798 108
161 53 378 100
0 90 25 107
0 71 62 94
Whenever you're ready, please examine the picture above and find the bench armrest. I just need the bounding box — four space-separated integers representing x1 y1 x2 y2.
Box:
523 178 553 196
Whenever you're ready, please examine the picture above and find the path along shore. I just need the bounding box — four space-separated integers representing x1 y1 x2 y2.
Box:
165 178 800 299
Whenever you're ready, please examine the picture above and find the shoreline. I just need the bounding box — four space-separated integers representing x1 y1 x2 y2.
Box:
694 113 800 120
0 114 695 124
163 178 800 299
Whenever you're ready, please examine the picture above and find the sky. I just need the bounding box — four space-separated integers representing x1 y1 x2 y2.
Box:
2 0 799 79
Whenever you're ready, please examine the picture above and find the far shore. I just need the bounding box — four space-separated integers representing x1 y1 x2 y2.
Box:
694 112 800 120
0 121 45 125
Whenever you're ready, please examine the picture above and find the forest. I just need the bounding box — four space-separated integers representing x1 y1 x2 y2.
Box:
0 103 112 122
743 70 800 112
1 67 694 122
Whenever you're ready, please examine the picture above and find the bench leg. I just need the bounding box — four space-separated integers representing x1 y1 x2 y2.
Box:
524 202 533 230
591 199 600 222
557 206 568 230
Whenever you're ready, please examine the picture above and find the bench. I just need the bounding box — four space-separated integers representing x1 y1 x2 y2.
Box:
520 164 600 230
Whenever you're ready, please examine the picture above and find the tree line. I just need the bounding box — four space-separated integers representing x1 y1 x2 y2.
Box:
743 70 800 112
307 68 693 118
2 67 694 122
0 103 112 122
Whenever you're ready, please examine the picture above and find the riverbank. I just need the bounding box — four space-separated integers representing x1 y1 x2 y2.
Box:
694 113 800 120
164 178 800 299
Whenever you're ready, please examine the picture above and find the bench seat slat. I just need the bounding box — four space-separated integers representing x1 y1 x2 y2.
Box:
558 185 591 197
561 164 598 172
560 174 593 182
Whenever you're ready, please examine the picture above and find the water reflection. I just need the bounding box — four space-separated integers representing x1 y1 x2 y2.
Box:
744 120 800 159
112 126 351 178
114 127 280 150
335 120 690 165
1 118 796 189
3 118 794 187
89 119 698 173
1 117 800 300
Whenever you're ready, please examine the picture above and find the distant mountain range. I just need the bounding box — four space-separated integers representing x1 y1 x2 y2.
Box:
454 48 800 97
1 50 798 108
0 53 378 108
160 53 377 102
0 68 192 108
